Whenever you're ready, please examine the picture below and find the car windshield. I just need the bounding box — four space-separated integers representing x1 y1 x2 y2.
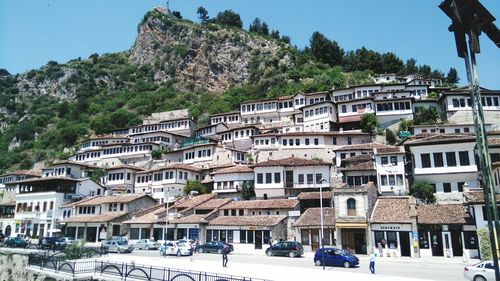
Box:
116 241 128 245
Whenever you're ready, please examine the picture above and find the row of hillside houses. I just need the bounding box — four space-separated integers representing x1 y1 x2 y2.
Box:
0 78 499 260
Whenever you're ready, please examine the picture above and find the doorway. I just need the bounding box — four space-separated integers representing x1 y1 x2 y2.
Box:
87 227 97 242
311 229 320 251
341 229 367 254
399 232 411 257
430 231 444 256
255 230 263 249
285 171 294 188
112 225 120 236
451 231 463 256
4 225 11 237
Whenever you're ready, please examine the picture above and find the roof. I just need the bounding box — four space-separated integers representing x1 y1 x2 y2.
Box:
105 164 145 171
342 154 373 163
333 182 376 193
404 134 475 146
70 194 153 206
174 194 216 209
64 212 127 223
335 97 374 104
341 161 374 171
463 191 500 204
220 199 299 210
51 160 98 169
195 198 232 210
297 191 332 200
370 197 413 223
122 205 166 224
253 157 330 168
294 208 335 227
335 143 391 151
0 170 41 177
374 147 404 155
137 163 202 174
15 176 83 184
209 111 241 117
212 165 253 175
417 204 469 225
168 214 211 224
208 215 287 227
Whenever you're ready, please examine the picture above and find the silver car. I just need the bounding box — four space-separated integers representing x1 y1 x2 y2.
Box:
102 240 134 253
464 260 499 281
134 239 160 250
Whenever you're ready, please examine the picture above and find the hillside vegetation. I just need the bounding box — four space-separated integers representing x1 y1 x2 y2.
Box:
0 8 450 173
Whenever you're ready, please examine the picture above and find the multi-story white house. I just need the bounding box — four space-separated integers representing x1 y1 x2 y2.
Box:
438 87 500 124
164 142 247 169
404 134 478 202
336 97 375 128
129 116 195 137
134 163 202 202
212 165 254 198
0 170 40 192
128 131 186 150
253 157 331 198
334 143 390 168
301 101 337 132
412 123 495 135
374 147 407 194
194 123 228 138
373 91 414 127
102 164 144 194
209 111 241 126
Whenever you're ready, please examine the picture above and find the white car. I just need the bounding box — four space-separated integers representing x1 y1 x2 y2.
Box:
464 260 499 281
159 241 192 256
134 239 161 250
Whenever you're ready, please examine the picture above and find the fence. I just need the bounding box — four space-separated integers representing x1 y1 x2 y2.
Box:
27 256 266 281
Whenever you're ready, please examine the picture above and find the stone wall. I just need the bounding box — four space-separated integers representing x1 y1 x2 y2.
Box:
0 253 44 281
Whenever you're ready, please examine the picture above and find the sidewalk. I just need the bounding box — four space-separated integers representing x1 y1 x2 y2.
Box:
98 254 442 281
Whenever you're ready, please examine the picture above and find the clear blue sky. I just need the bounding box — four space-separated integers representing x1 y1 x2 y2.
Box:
1 0 499 88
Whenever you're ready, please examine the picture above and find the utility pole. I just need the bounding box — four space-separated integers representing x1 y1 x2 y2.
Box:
439 1 500 280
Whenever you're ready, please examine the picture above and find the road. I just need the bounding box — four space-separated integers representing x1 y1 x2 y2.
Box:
120 249 469 281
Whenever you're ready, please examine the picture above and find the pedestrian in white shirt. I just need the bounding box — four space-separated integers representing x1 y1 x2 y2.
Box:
369 253 376 274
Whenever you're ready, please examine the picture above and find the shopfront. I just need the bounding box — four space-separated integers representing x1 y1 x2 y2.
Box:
371 223 412 257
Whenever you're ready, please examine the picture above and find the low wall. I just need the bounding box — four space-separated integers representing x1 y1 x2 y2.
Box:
0 251 45 281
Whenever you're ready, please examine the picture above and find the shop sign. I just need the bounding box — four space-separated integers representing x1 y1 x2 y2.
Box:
371 224 411 231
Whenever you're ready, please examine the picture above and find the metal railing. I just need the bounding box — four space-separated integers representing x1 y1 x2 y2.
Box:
27 256 266 281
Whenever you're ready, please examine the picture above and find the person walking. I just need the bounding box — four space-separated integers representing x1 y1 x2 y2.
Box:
222 244 229 267
369 252 376 274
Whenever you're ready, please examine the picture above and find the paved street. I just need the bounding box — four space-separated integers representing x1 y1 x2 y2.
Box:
102 249 470 281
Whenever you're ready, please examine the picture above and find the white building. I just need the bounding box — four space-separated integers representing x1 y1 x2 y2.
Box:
374 147 407 194
253 157 331 198
212 165 254 198
301 101 337 132
209 111 241 126
102 164 144 194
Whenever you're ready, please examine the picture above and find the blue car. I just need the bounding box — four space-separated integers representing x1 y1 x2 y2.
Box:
314 248 359 268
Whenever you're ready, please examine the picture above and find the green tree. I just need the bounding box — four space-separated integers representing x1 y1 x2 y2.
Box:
381 52 404 74
110 109 136 129
343 47 381 73
418 65 431 77
213 10 243 28
398 119 414 132
385 129 396 145
249 18 269 36
477 228 492 260
404 58 417 74
446 67 460 84
360 113 378 134
151 149 163 160
309 31 344 66
241 181 255 200
183 180 207 195
90 168 106 183
196 6 209 24
410 182 436 204
414 106 440 125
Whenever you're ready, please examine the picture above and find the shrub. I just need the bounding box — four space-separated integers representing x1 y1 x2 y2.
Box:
477 228 492 261
385 129 396 145
360 113 378 134
410 182 436 204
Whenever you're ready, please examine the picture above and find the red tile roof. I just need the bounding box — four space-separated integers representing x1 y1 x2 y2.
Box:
294 207 335 227
417 204 470 225
297 191 332 200
64 212 127 223
370 197 413 223
254 157 330 167
463 191 500 204
335 143 391 151
208 215 287 227
212 165 253 175
341 161 374 171
195 198 232 210
72 194 154 206
220 199 298 210
173 194 216 209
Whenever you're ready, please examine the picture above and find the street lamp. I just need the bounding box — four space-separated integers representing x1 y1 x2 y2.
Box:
165 188 170 243
319 178 327 271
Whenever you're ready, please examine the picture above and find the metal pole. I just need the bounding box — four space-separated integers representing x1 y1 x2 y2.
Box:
319 179 325 270
462 38 500 281
165 188 170 242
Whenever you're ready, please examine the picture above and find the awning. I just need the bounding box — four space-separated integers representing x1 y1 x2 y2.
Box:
335 222 367 228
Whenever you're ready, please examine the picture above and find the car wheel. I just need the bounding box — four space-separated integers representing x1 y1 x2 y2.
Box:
217 249 222 254
266 250 273 257
145 245 149 250
197 248 203 253
177 251 181 257
315 259 322 266
117 248 122 254
344 261 350 268
289 252 295 258
473 276 487 281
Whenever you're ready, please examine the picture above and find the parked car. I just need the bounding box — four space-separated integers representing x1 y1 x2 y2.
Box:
4 237 28 248
464 260 499 281
40 236 65 250
135 239 161 250
197 241 233 254
102 240 134 253
313 248 359 268
265 241 303 258
56 237 80 247
160 241 192 256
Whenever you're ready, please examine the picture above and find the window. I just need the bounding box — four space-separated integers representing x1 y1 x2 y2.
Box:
295 139 300 146
315 174 322 184
283 139 287 146
446 152 457 167
374 231 385 248
341 105 346 113
347 198 356 216
458 182 465 192
430 184 436 193
433 153 444 167
240 230 247 243
419 231 429 249
305 139 310 145
463 231 478 249
388 175 396 186
306 174 313 184
274 173 281 184
421 154 431 168
459 151 470 166
314 138 319 145
257 173 263 184
443 183 452 193
265 173 272 184
301 230 310 245
386 231 398 249
390 156 398 166
381 157 388 165
298 174 304 184
381 175 388 186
